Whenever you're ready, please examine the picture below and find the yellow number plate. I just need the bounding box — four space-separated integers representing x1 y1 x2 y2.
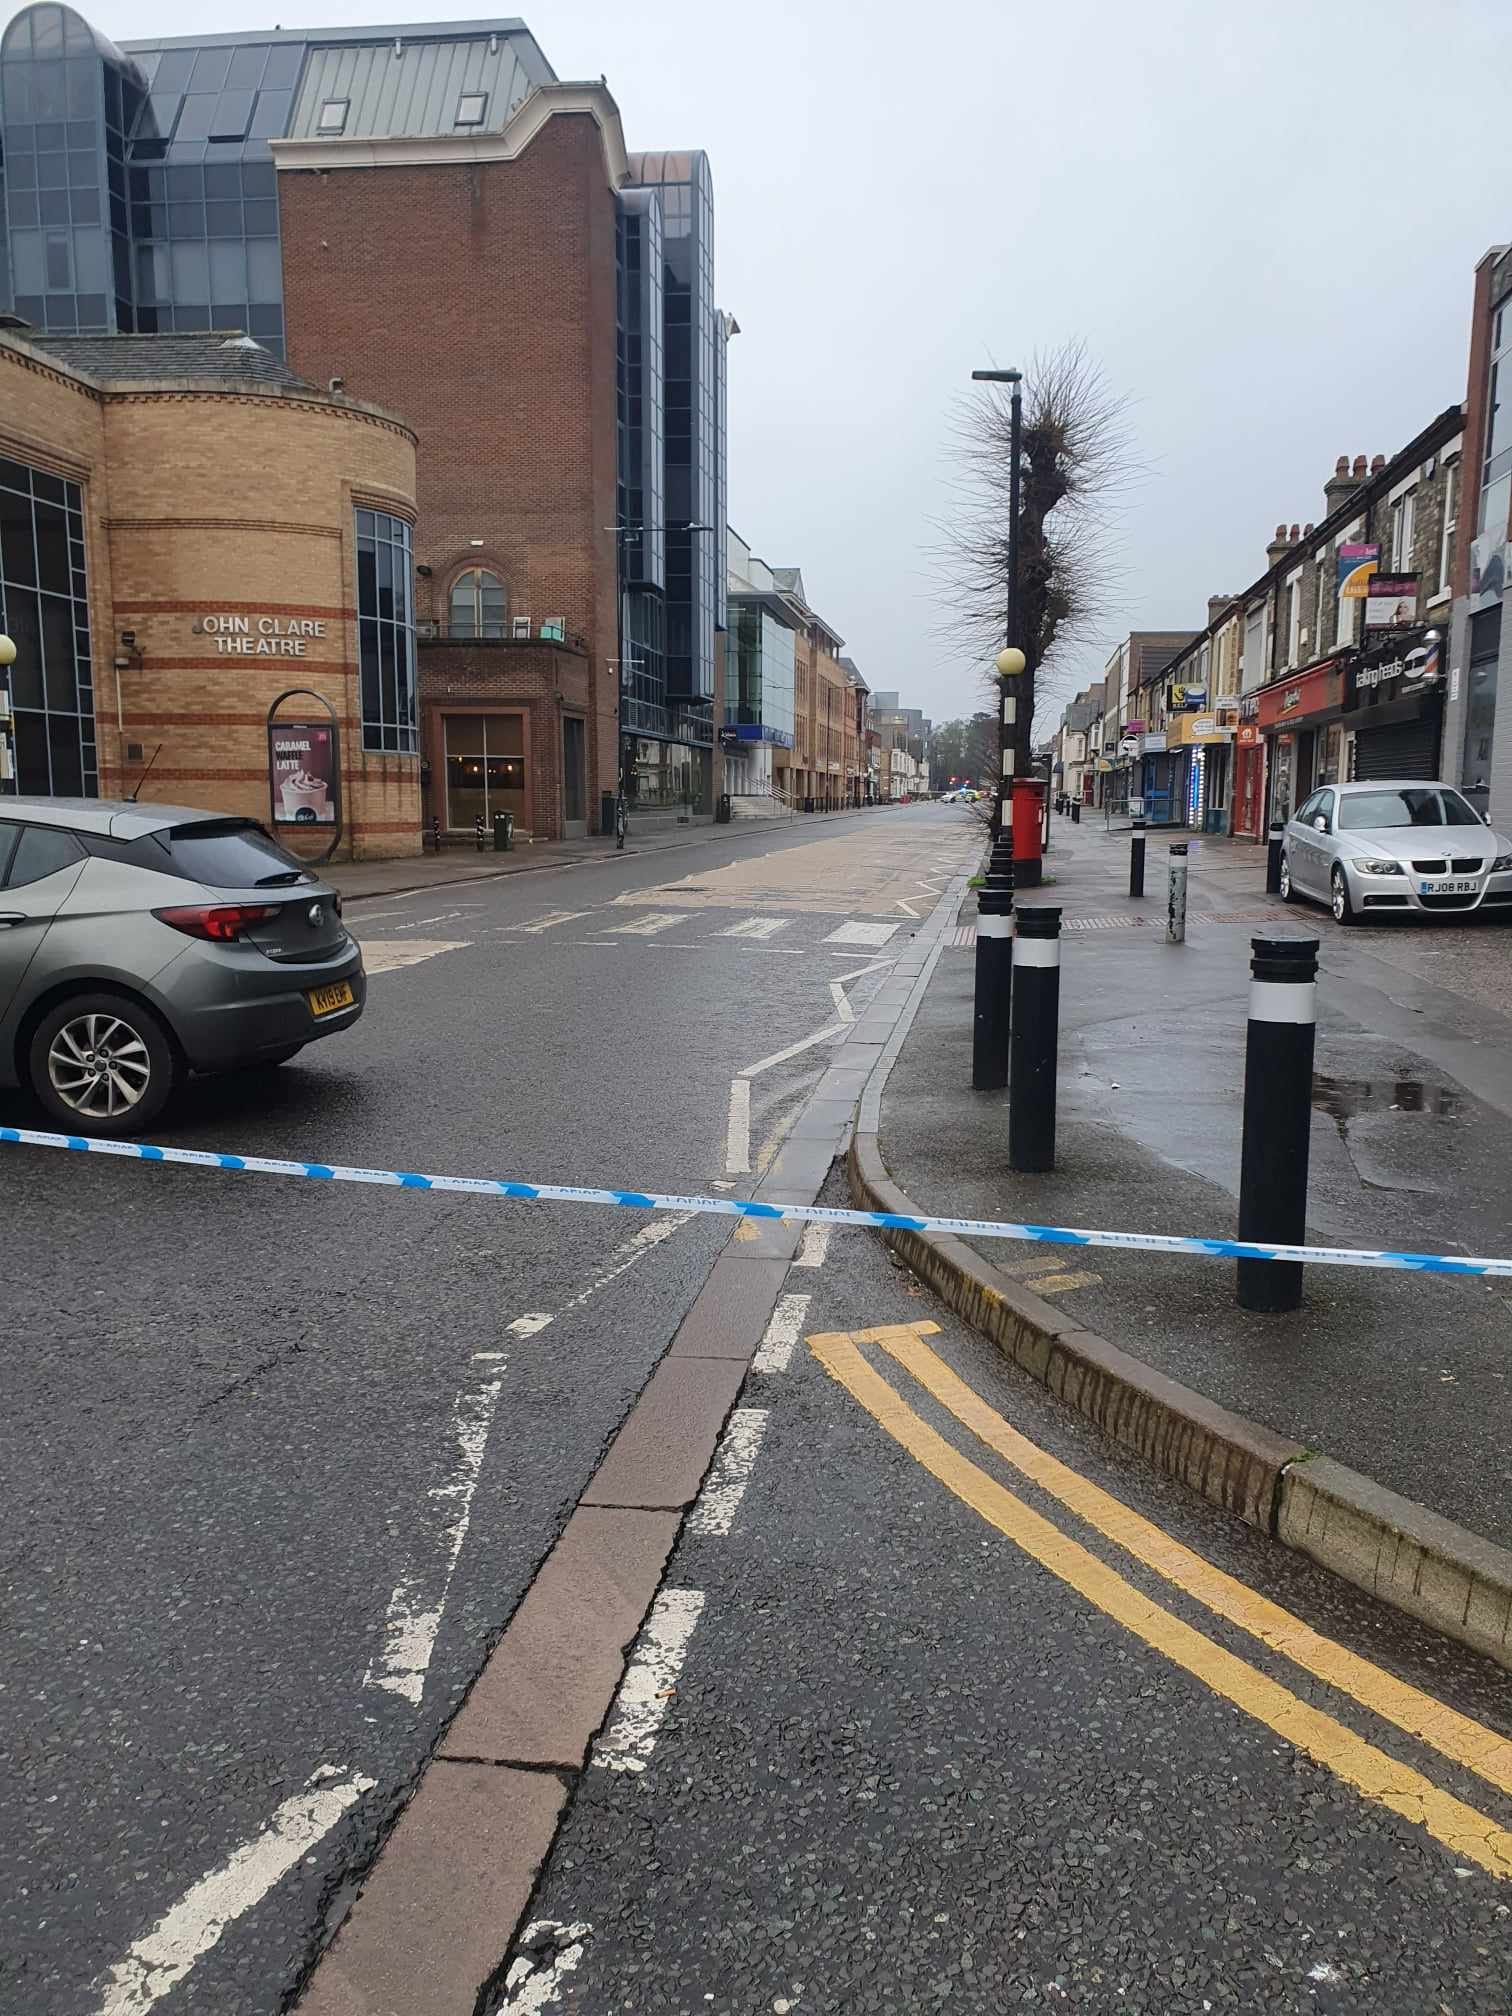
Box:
307 980 356 1018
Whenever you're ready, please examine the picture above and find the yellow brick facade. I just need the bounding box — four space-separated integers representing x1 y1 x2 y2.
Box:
0 337 420 859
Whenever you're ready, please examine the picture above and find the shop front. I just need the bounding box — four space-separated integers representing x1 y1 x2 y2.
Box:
1345 631 1445 781
1166 710 1236 831
1233 713 1265 839
1258 658 1345 825
1135 730 1181 825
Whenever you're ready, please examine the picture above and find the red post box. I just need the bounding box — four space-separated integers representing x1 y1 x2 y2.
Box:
1011 779 1046 886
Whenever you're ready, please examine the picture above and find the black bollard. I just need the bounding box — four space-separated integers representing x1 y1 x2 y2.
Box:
1236 935 1319 1313
1008 904 1062 1171
474 812 485 852
1070 798 1080 824
1265 819 1285 895
972 885 1014 1089
1129 815 1147 899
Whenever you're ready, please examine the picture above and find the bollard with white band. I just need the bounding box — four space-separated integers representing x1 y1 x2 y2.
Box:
1129 813 1147 899
1237 934 1319 1312
1167 842 1188 943
1266 818 1286 895
972 883 1014 1090
1008 903 1061 1172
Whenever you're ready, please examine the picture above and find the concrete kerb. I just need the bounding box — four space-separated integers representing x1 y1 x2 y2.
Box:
848 864 1512 1676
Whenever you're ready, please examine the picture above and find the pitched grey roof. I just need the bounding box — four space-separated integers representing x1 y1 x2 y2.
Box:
287 27 550 141
26 333 315 391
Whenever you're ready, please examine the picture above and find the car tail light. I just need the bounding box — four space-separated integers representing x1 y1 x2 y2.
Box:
154 903 281 942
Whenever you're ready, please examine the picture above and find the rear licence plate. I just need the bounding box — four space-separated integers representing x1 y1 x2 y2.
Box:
1419 878 1479 895
307 979 356 1017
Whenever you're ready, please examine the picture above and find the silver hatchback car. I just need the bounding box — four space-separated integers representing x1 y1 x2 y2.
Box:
0 799 365 1135
1280 779 1512 924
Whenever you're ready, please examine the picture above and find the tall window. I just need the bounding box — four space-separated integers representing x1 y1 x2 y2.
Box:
1390 487 1417 571
0 458 95 797
356 509 417 754
1437 459 1459 595
449 568 506 639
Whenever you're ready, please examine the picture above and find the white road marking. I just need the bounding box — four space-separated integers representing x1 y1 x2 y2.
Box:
829 959 893 983
752 1290 812 1373
893 897 920 918
725 1079 752 1174
716 916 790 939
563 1214 694 1309
688 1408 768 1536
393 908 473 931
793 1222 833 1270
739 1022 846 1078
95 1766 374 2016
359 939 468 974
608 911 685 936
828 979 857 1024
500 1922 592 2012
823 920 900 947
592 1588 705 1773
506 1313 555 1337
513 910 589 934
365 1360 506 1703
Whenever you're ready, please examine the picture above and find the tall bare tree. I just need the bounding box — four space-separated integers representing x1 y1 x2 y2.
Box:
936 342 1132 789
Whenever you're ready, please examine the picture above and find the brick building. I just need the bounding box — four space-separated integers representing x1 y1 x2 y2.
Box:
0 8 731 846
0 328 420 857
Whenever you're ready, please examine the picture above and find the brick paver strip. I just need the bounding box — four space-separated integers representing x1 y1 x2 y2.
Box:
581 1356 747 1508
297 1763 566 2016
667 1255 793 1359
440 1507 681 1767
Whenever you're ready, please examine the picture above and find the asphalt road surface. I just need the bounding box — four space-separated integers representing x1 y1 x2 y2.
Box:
4 805 1511 2015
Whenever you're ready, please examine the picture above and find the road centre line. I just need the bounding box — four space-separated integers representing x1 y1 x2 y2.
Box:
563 1213 694 1309
94 1765 375 2016
812 1326 1512 1878
871 1323 1512 1807
725 1079 751 1175
792 1222 833 1270
592 1587 705 1774
752 1291 812 1374
688 1408 769 1535
500 1921 593 2013
365 1359 506 1705
507 1313 555 1337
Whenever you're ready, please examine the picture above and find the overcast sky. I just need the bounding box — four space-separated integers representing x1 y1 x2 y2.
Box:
82 0 1512 727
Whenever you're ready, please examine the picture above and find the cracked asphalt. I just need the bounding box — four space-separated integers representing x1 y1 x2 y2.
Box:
6 806 1512 2016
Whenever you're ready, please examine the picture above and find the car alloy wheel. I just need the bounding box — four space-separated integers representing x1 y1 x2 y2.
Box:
1279 855 1294 901
1331 867 1356 925
47 1009 153 1120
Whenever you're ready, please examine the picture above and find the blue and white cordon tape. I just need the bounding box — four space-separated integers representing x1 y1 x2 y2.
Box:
1 1123 1507 1278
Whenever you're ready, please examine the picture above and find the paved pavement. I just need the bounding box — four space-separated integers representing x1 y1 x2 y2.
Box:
880 813 1512 1549
7 805 1512 2015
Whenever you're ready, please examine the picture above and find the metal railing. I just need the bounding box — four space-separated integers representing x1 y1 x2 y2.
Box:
416 620 588 651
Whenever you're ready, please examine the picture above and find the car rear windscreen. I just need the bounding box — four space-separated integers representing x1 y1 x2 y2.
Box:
156 820 312 886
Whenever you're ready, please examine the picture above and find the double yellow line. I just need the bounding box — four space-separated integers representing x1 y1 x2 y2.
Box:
811 1322 1512 1881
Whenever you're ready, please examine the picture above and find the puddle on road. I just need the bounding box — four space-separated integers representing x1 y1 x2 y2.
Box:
1312 1072 1460 1137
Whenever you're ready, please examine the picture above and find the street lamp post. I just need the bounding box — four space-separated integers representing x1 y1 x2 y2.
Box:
972 367 1023 838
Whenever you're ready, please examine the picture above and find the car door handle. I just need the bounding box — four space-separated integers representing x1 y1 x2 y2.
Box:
0 913 25 927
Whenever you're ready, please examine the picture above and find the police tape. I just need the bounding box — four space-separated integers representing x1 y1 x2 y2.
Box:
4 1121 1508 1277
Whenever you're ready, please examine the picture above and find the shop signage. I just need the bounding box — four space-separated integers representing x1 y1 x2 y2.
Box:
1170 683 1206 709
269 720 336 825
195 613 329 658
1364 574 1420 628
1190 714 1218 737
1237 692 1260 723
1351 634 1440 699
1237 723 1262 747
1281 687 1302 713
1338 543 1379 599
1256 659 1342 732
1138 731 1166 754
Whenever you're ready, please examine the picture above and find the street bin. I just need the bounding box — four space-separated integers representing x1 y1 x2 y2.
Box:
716 792 732 824
493 810 514 851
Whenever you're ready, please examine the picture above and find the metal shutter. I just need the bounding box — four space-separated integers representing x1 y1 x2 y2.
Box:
1352 718 1438 781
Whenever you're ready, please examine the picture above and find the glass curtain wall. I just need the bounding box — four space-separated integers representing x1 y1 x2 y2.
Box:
0 454 95 795
356 508 418 754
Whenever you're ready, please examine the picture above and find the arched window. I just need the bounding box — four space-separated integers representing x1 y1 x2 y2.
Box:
449 568 506 639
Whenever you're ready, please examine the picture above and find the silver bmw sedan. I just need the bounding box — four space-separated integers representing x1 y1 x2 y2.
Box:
1280 780 1512 924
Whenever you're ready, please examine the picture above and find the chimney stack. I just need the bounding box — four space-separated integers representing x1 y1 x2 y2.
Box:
1352 455 1368 479
1369 453 1386 475
1207 593 1235 627
1324 453 1362 517
1266 521 1297 570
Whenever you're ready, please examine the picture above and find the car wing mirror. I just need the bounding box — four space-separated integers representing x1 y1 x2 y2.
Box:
1313 816 1328 831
